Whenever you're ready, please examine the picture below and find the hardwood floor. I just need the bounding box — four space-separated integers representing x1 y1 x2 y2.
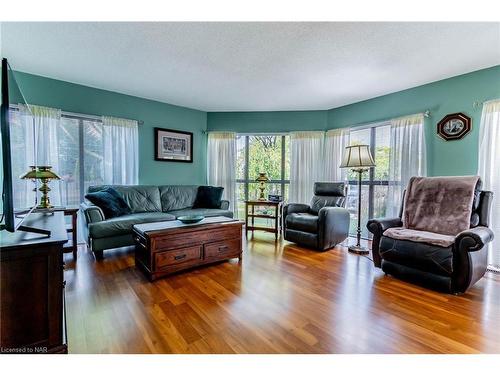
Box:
64 234 500 354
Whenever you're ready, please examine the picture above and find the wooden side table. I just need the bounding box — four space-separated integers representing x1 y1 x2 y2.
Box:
245 200 282 240
34 207 79 260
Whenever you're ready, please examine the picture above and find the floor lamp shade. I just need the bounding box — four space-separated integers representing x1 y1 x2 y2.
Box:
340 145 376 255
340 145 376 170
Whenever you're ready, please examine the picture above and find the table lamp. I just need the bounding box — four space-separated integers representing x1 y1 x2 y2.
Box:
340 145 376 254
21 165 61 209
255 172 269 201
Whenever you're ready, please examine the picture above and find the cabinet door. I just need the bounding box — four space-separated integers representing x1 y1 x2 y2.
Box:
0 244 64 351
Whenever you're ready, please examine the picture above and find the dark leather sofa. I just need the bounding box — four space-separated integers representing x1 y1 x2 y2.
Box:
283 182 350 251
81 185 232 258
367 187 494 294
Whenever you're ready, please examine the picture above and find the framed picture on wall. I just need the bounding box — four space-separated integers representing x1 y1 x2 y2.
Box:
437 112 471 141
154 127 193 163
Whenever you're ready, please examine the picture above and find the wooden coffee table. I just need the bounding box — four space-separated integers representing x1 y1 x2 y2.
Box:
133 216 244 281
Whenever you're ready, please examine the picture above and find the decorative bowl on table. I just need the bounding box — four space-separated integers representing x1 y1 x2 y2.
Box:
177 215 205 224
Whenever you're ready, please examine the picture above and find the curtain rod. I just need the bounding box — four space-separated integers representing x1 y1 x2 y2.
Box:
473 98 500 109
10 104 144 125
204 131 290 136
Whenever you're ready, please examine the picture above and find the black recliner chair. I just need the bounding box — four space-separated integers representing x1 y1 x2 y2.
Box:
283 182 350 251
367 182 494 294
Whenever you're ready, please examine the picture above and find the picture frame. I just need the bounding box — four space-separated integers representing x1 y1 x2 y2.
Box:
154 127 193 163
437 112 472 141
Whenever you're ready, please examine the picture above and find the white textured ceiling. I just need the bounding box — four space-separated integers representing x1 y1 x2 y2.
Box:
1 22 499 112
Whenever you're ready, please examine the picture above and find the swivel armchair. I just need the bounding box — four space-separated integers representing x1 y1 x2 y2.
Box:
367 177 494 294
283 182 350 251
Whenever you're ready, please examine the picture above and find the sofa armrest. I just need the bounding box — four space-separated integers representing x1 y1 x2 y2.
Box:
455 226 494 252
317 207 350 250
80 201 105 224
220 200 230 210
366 217 403 268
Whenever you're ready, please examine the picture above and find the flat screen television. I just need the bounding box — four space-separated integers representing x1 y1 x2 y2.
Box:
1 57 49 236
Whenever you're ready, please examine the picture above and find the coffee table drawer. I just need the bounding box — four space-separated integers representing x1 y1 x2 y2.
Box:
155 225 241 251
155 245 202 269
204 238 241 260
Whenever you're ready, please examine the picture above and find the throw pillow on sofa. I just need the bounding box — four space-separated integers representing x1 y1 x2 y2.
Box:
193 186 224 209
85 187 132 219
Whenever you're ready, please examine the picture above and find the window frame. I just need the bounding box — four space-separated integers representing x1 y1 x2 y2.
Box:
347 121 394 237
8 104 138 205
236 133 290 203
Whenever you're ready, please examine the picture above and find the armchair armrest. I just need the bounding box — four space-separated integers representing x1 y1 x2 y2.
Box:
317 207 350 250
366 217 403 267
80 201 105 224
220 200 230 210
453 226 494 293
455 226 494 252
283 203 310 219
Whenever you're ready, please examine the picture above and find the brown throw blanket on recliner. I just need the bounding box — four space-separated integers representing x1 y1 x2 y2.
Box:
384 176 479 247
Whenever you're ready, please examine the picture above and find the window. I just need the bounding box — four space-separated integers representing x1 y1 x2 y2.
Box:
347 123 391 238
236 134 290 219
9 106 138 209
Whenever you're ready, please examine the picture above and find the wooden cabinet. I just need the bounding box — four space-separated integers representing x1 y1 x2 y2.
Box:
0 213 68 354
133 217 244 281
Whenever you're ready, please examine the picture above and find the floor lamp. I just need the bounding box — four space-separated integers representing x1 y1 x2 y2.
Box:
340 145 376 255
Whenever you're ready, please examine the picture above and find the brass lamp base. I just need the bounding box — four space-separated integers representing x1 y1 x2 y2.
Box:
348 245 369 255
37 178 55 209
257 186 266 200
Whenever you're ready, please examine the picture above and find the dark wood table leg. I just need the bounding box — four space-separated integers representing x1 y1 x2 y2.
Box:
274 205 278 241
245 202 249 238
251 204 255 238
71 211 77 260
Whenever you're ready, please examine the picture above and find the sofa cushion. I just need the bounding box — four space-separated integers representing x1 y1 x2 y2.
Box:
285 213 318 233
168 208 233 219
159 185 199 212
85 187 131 219
88 185 162 213
89 212 175 238
379 236 454 277
193 186 224 209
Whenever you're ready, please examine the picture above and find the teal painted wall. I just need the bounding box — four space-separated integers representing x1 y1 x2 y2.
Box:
9 65 500 186
328 65 500 177
207 66 500 177
12 71 207 185
207 110 328 133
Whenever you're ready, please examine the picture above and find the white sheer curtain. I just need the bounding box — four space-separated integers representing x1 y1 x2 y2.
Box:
289 131 324 204
324 128 350 182
387 113 427 217
207 132 237 216
16 104 63 207
101 116 139 185
478 99 500 271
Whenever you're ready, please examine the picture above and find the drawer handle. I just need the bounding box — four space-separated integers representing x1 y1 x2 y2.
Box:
135 237 146 248
174 254 187 261
218 245 229 252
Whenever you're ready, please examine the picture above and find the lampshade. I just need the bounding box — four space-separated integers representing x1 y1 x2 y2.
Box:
21 165 61 180
340 145 376 169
